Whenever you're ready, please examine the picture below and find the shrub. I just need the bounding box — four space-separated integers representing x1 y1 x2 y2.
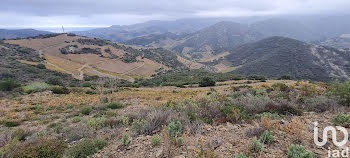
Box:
259 130 273 144
332 113 350 127
0 79 20 91
11 138 67 158
82 82 93 87
278 74 292 80
255 112 280 120
122 133 130 146
199 77 216 87
4 121 20 127
151 135 161 147
237 153 250 158
23 82 49 93
130 119 146 135
85 89 96 94
81 107 92 115
66 138 107 158
272 82 289 91
35 64 46 69
62 125 91 143
287 144 313 158
327 80 350 106
51 86 70 94
303 96 341 112
11 128 32 141
106 102 124 109
72 116 81 123
46 76 64 86
248 137 263 153
87 117 107 130
221 104 251 122
167 121 183 138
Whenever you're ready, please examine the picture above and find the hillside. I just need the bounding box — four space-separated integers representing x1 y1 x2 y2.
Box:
5 34 186 81
74 19 227 42
172 21 263 59
219 37 350 81
0 29 52 39
313 34 350 48
0 40 74 86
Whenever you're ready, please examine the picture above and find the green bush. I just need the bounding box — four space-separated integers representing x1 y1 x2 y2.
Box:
287 144 313 158
237 153 250 158
82 82 93 87
85 89 96 95
72 116 81 123
167 121 183 138
332 113 350 127
87 117 106 130
46 76 63 85
259 130 273 144
122 133 130 146
80 107 92 115
51 86 70 94
106 102 124 109
11 128 32 141
272 82 289 91
36 64 46 69
221 104 251 122
0 79 20 91
327 80 350 106
199 77 216 87
255 112 280 120
151 135 161 147
23 82 49 93
11 138 67 158
66 139 107 158
4 121 20 127
130 119 146 135
248 137 263 153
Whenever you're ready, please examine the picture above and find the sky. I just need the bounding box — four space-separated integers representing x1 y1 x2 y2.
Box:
0 0 350 30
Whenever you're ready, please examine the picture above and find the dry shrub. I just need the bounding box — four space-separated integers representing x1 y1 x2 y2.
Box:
245 126 266 137
282 118 310 142
128 108 172 136
192 95 222 123
303 96 342 112
260 117 280 131
235 94 271 114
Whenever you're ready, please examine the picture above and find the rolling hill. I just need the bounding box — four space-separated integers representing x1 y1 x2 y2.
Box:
0 29 52 39
172 21 263 58
4 34 187 82
312 34 350 49
73 18 229 42
216 37 350 81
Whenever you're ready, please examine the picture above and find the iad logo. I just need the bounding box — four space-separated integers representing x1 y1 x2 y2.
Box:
313 122 349 158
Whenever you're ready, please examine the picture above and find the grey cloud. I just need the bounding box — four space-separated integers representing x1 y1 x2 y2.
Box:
0 0 349 28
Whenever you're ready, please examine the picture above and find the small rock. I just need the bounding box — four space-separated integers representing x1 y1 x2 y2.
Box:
155 148 163 158
187 146 196 150
174 155 185 158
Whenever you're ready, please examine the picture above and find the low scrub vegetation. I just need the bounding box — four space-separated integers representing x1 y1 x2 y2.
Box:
66 138 107 158
287 144 313 158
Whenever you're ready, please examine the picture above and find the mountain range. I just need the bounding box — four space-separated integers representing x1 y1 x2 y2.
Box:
0 29 51 39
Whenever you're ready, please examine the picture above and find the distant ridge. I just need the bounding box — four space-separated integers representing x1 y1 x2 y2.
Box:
0 29 52 39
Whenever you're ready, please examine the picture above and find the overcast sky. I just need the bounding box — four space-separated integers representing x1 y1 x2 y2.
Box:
1 0 349 29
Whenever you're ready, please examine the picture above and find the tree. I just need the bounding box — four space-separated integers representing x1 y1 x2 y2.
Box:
0 79 20 91
199 77 216 87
